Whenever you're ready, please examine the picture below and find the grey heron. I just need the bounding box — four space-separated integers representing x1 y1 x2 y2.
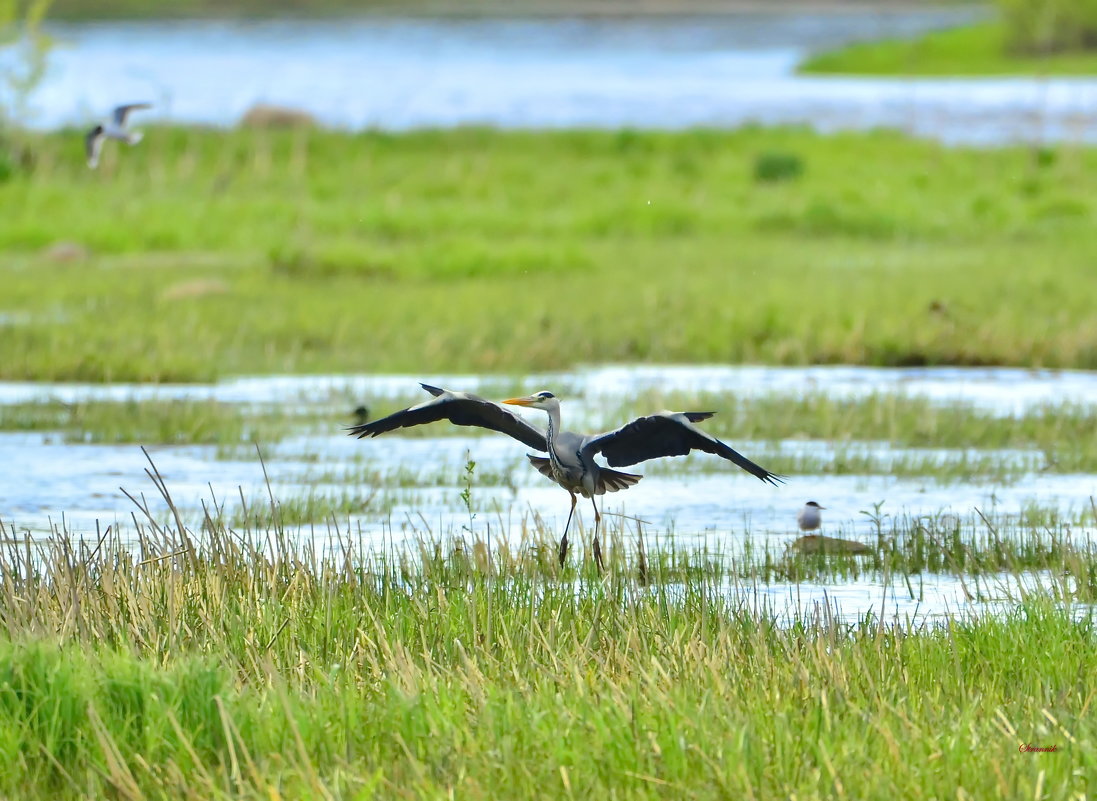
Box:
349 384 783 568
86 103 152 169
797 500 824 532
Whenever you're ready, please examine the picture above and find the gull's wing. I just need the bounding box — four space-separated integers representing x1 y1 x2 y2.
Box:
113 103 152 127
348 383 548 451
583 412 783 485
85 126 104 168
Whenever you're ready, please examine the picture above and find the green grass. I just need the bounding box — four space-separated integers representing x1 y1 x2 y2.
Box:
3 126 1097 381
0 500 1092 799
801 21 1097 75
0 398 301 444
228 488 376 528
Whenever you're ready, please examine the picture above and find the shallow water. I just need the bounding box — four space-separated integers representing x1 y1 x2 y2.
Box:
4 364 1096 622
5 364 1097 535
739 569 1084 627
21 10 1097 144
3 364 1096 413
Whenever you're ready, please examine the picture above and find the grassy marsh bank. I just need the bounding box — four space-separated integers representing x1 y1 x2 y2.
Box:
801 21 1097 74
3 127 1097 380
0 506 1091 799
0 398 298 444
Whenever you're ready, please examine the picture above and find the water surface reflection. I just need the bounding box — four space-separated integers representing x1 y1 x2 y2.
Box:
26 10 1097 143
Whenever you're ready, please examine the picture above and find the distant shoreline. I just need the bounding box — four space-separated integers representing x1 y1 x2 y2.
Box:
49 0 981 21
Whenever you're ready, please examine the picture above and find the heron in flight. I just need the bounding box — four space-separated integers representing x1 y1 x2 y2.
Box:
349 384 783 568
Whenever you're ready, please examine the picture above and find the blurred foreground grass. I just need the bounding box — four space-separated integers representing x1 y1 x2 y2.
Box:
2 126 1097 381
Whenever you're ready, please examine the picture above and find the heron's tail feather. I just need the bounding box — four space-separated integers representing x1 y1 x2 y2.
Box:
527 456 641 494
527 455 554 480
597 468 642 494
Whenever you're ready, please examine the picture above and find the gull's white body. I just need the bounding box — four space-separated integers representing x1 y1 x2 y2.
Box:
103 122 143 144
86 103 151 168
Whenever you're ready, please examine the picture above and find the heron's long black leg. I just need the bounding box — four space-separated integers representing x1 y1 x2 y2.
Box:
590 496 604 572
559 492 577 567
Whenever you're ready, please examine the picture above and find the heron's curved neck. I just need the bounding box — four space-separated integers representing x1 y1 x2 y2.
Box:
544 403 562 447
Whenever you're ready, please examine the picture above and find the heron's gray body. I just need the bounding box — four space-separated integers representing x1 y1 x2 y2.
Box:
528 402 642 499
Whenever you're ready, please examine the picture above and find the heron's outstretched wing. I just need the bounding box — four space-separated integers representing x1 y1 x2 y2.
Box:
584 412 783 485
85 126 104 168
348 383 548 451
113 103 152 126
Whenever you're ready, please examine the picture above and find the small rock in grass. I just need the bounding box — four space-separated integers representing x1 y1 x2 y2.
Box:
240 104 317 129
43 241 90 263
160 278 230 302
790 534 872 556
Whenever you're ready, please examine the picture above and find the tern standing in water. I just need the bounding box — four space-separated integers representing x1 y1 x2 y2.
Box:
790 502 871 555
86 103 152 168
797 500 824 532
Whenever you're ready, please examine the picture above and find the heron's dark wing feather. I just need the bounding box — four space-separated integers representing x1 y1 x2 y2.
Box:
348 388 547 451
585 413 783 485
113 103 152 126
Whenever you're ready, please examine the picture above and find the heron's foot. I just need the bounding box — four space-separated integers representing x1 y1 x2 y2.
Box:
593 536 604 573
558 534 569 567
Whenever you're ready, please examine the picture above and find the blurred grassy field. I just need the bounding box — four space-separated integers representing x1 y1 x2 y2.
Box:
46 0 969 19
2 126 1096 381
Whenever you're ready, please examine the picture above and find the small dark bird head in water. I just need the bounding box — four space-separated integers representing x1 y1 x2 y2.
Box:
353 405 370 426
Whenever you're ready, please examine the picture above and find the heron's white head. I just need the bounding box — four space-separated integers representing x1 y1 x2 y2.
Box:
502 390 559 411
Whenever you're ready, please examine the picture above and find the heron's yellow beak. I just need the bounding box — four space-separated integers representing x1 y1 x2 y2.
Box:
503 397 533 406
